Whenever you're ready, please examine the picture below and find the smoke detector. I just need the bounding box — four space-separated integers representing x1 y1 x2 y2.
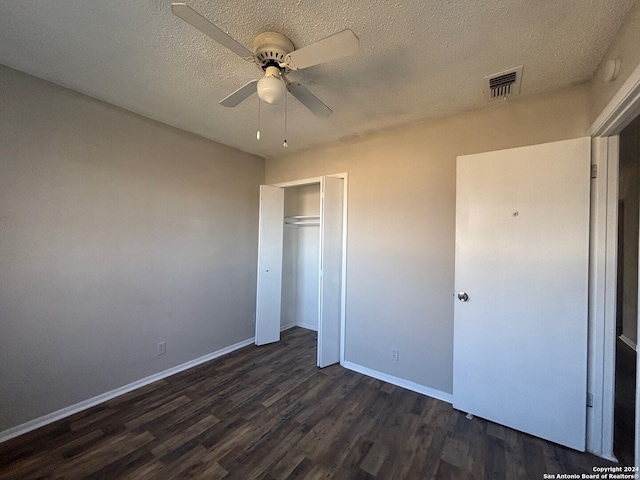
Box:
484 66 523 101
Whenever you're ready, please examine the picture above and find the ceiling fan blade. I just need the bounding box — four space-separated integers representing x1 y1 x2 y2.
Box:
287 83 332 117
219 80 258 107
171 3 253 58
283 29 358 71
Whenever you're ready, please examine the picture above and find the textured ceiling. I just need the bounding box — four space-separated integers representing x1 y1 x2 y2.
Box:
0 0 636 158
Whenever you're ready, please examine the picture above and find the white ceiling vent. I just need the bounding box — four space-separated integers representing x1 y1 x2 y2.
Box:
484 66 523 101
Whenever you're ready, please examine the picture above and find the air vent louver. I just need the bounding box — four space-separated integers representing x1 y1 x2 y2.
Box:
484 66 523 101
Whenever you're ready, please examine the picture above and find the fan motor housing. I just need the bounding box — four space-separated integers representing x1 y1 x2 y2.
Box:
253 32 294 71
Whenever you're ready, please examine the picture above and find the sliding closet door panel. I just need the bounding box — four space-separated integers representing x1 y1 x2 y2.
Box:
255 185 284 346
318 176 344 367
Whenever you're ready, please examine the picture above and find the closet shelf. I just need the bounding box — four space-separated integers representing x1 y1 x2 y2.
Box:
284 215 320 226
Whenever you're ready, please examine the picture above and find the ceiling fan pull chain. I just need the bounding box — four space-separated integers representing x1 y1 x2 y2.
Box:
257 99 261 141
283 93 288 148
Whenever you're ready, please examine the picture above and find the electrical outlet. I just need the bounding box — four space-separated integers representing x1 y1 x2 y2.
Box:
157 341 166 356
391 348 399 361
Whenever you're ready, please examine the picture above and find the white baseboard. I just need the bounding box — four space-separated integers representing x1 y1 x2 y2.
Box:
296 322 318 332
619 334 637 352
281 322 296 331
0 336 255 444
342 361 453 404
281 322 317 332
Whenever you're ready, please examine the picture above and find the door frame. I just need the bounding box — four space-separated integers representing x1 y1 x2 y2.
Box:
588 62 640 462
272 173 349 365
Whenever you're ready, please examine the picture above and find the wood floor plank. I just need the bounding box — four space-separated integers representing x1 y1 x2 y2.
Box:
154 444 221 479
80 444 155 480
543 439 573 475
318 386 390 471
150 414 219 458
503 426 527 479
484 434 508 479
124 395 191 430
358 439 387 476
53 430 155 478
405 424 449 479
217 418 303 479
363 388 429 477
268 447 308 479
435 459 476 480
0 451 66 480
118 459 166 479
0 327 618 479
247 370 336 429
285 456 315 479
69 407 118 431
297 382 370 461
440 414 471 469
59 429 106 459
465 416 488 478
521 435 547 479
140 397 215 439
400 416 443 478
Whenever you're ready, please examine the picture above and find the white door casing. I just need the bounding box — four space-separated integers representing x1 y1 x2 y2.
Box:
453 137 591 451
588 59 640 462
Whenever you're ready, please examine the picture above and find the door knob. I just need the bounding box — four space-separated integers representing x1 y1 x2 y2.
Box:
457 292 469 302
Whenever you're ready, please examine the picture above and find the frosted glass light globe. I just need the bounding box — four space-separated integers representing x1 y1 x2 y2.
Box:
257 67 286 105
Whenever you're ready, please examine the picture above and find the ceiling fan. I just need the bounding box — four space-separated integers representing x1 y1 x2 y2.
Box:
171 3 359 118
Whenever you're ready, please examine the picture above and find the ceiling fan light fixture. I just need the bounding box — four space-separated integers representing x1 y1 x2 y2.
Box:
172 5 357 117
257 66 286 105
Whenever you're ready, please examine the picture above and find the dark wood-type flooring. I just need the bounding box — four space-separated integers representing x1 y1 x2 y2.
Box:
614 337 636 466
0 327 617 479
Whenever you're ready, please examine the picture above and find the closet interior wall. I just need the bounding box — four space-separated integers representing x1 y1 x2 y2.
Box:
281 184 321 331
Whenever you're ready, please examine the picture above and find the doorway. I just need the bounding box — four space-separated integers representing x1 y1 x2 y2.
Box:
585 59 640 460
614 115 640 465
255 174 348 368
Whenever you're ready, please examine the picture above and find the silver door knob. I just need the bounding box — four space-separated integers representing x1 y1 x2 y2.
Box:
458 292 469 302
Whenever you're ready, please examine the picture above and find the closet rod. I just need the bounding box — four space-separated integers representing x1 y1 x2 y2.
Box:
284 214 320 226
284 221 320 226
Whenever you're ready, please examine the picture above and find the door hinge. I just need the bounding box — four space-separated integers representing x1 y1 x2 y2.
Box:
591 164 597 179
587 392 593 407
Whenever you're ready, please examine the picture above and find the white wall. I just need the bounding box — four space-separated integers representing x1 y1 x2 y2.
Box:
295 226 320 331
0 65 264 432
266 84 592 395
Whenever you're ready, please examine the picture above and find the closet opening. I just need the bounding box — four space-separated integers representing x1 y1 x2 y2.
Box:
255 174 347 368
281 184 321 332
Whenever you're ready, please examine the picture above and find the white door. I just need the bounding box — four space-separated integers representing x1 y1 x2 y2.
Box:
255 185 284 346
317 176 344 367
453 137 591 451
